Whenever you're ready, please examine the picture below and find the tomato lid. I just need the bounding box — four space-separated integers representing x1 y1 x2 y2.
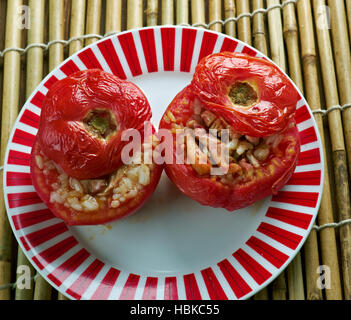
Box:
191 52 300 137
38 69 152 180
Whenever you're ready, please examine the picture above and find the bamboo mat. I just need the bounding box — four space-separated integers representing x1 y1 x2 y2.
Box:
0 0 351 301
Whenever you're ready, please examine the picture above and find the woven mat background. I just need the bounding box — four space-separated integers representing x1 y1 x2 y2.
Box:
0 0 351 300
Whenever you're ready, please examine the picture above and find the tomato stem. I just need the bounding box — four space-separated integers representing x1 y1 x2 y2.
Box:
89 116 109 136
229 82 258 107
83 109 117 139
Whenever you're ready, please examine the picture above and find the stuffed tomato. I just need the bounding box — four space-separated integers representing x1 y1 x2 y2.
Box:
159 53 301 211
30 69 162 226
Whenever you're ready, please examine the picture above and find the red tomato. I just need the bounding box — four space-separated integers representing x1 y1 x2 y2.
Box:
159 86 300 211
191 52 300 137
38 69 152 180
31 69 162 225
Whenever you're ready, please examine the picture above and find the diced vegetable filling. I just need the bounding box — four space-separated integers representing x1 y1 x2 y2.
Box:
169 104 287 184
35 139 157 212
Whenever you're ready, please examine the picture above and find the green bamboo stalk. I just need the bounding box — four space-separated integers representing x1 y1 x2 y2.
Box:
191 0 205 27
85 0 102 46
176 0 189 25
146 0 158 26
69 0 87 56
127 0 143 29
209 0 222 33
235 0 251 45
105 0 122 34
223 0 236 38
282 0 305 301
33 0 67 300
162 0 174 25
252 0 268 55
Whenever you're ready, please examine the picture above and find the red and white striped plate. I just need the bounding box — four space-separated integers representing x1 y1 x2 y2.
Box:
3 26 324 300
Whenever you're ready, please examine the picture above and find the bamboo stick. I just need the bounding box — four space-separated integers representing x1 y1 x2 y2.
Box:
0 0 4 53
0 2 5 53
26 0 45 96
33 275 52 300
127 0 143 29
223 0 236 38
18 13 27 114
297 1 342 300
346 0 351 39
302 231 323 299
281 0 305 301
191 0 205 27
0 0 23 301
328 0 351 181
0 0 5 134
282 0 303 92
327 0 351 300
209 0 222 33
162 0 174 25
57 292 68 300
48 0 65 72
312 4 345 154
176 0 189 25
266 0 286 71
32 0 67 300
313 0 350 300
105 0 122 34
85 0 102 46
15 0 45 300
146 0 158 26
235 0 251 45
253 287 270 300
63 1 71 43
252 0 268 56
15 13 28 298
263 0 287 301
69 0 86 56
286 254 305 300
271 275 287 300
250 0 269 300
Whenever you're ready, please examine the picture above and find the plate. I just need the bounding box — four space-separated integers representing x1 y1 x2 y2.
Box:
3 26 324 300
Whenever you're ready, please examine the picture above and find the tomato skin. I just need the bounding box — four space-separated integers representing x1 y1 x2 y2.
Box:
159 87 300 211
30 138 163 226
191 52 300 137
38 69 152 180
